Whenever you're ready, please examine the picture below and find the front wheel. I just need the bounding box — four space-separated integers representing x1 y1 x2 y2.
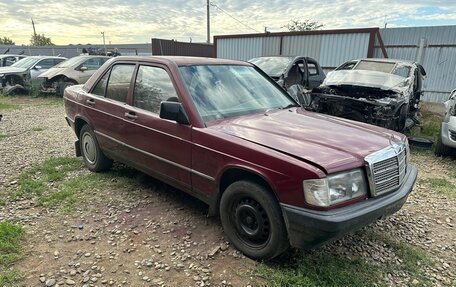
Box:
220 180 289 260
79 125 112 172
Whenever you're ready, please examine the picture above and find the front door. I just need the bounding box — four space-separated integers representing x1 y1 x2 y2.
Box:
122 64 192 191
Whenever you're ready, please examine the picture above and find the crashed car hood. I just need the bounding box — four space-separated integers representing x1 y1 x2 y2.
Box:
0 67 28 74
324 70 407 92
208 108 404 174
38 67 66 79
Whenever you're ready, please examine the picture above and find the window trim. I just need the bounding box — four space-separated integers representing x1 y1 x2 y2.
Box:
130 63 181 114
89 61 137 101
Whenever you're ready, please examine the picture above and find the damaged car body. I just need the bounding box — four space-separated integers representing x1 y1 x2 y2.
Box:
0 56 66 95
310 59 426 131
39 55 110 97
249 56 325 102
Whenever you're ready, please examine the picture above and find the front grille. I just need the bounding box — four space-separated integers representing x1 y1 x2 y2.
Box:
450 130 456 141
365 142 407 196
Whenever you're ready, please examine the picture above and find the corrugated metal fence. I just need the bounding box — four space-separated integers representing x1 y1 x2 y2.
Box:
374 26 456 103
215 26 456 103
0 43 152 58
151 38 214 57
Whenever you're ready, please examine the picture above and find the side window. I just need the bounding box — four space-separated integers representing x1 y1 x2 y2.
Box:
37 59 56 69
54 59 65 66
82 58 105 70
105 64 135 103
133 66 178 114
92 69 110 97
307 61 318 76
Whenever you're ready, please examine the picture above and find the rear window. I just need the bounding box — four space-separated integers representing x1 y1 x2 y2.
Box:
355 60 395 73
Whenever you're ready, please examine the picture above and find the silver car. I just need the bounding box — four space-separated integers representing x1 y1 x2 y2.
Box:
0 56 67 95
39 55 110 97
435 89 456 156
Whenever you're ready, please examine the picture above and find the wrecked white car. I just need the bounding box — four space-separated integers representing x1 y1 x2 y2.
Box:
310 59 426 131
39 55 110 97
435 89 456 156
0 56 66 95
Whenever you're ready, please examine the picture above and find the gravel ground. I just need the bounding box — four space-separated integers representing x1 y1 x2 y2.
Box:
0 97 455 287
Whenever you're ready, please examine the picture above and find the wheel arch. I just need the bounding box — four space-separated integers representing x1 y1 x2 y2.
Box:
74 116 92 138
210 165 279 216
49 74 78 84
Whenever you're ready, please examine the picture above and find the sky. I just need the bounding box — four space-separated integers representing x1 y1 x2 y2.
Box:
0 0 455 45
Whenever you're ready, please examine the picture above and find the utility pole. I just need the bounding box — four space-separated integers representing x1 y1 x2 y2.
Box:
206 0 210 43
101 32 107 55
31 18 37 45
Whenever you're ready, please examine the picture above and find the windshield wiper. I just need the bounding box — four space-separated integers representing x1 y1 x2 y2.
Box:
279 103 298 109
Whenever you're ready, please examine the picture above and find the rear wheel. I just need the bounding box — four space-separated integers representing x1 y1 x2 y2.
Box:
79 125 112 172
220 180 289 260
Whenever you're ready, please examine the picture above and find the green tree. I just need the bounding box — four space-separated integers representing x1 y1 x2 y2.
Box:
282 19 324 31
30 34 54 46
0 36 15 45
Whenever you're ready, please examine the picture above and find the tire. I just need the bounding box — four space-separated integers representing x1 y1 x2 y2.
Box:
220 180 289 260
395 104 408 132
434 127 453 156
79 125 112 172
57 81 75 97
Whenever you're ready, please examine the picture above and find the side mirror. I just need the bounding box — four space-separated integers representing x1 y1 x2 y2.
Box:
79 66 88 71
159 101 190 125
34 65 42 70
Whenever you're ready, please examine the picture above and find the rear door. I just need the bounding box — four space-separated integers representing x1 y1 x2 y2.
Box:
82 63 136 160
121 64 192 191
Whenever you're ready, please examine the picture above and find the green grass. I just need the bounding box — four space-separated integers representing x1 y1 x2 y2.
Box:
0 133 7 141
32 127 44 132
258 251 381 287
0 270 22 287
419 178 455 198
407 111 442 141
0 222 24 286
0 97 20 110
258 232 434 287
13 157 139 212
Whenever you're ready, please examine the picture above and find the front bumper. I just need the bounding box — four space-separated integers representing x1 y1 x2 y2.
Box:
441 116 456 148
281 165 417 249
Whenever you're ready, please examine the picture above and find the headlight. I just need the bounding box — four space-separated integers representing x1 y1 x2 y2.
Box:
303 169 368 207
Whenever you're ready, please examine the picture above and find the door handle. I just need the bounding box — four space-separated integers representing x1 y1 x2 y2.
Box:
125 111 138 120
86 98 95 105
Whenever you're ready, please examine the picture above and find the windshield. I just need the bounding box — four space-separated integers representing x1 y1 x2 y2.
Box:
54 56 85 68
249 57 293 77
324 70 408 91
354 60 411 78
11 57 39 69
179 65 296 122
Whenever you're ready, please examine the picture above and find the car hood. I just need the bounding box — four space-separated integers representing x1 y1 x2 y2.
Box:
324 70 408 93
0 67 28 74
208 108 404 174
38 67 66 79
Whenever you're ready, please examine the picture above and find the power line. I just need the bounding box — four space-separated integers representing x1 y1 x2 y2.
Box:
210 2 261 33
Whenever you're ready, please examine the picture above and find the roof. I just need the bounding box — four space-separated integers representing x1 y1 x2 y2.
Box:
0 54 26 58
24 56 67 59
112 56 249 66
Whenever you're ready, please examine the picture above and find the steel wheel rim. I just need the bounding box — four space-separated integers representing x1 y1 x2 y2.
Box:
82 132 97 164
231 197 270 248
